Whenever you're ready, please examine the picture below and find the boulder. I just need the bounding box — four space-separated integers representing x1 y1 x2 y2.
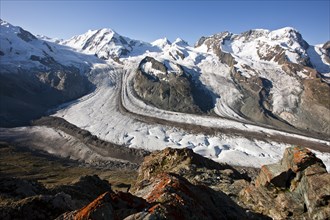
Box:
132 147 248 195
133 172 251 220
56 189 149 220
255 146 326 188
240 146 330 219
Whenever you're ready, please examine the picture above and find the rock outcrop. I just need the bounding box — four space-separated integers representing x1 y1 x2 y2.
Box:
131 147 250 197
54 148 266 220
57 190 149 220
240 146 330 219
1 146 328 219
100 146 330 219
0 175 112 220
132 172 253 219
133 56 215 113
59 148 261 219
0 177 74 220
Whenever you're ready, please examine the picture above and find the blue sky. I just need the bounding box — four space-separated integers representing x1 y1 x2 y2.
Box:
1 1 329 45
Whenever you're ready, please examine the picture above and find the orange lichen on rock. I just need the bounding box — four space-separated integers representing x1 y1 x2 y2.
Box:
148 203 163 214
74 192 112 220
293 146 311 165
146 174 171 203
255 165 273 187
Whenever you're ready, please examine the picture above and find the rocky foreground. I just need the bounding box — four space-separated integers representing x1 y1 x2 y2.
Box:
0 146 329 220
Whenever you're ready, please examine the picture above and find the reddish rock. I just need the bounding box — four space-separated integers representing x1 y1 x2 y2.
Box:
132 147 248 195
255 146 326 188
240 146 330 219
134 172 250 220
282 146 324 172
74 192 114 220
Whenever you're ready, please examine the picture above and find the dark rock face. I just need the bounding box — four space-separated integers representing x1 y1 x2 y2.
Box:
52 175 113 207
0 67 94 127
17 27 37 42
230 69 294 130
133 56 215 114
133 173 251 220
323 40 330 57
0 21 95 127
0 177 73 220
240 146 330 219
56 190 149 220
0 193 74 220
296 73 330 135
0 175 114 220
0 177 47 199
196 32 236 67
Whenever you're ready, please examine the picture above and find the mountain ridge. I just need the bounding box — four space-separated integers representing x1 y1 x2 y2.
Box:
0 19 329 145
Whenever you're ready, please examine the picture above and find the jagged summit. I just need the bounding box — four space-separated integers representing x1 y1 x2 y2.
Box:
61 27 138 60
0 19 37 43
151 37 171 48
173 37 189 47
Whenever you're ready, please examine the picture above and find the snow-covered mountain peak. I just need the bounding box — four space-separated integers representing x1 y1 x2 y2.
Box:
173 38 189 47
61 27 137 60
234 29 269 42
151 37 171 48
194 31 232 49
269 27 299 39
269 27 307 47
0 19 17 35
0 19 14 29
0 20 101 73
0 19 10 27
0 19 37 42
